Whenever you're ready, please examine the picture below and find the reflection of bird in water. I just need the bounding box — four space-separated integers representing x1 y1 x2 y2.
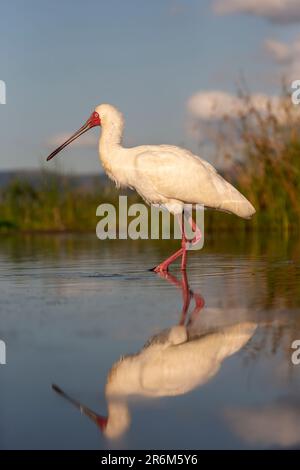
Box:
53 271 257 439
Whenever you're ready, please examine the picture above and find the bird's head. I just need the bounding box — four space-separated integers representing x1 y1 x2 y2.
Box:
46 103 123 161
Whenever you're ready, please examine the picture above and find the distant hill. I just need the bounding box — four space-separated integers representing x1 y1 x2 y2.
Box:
0 170 110 192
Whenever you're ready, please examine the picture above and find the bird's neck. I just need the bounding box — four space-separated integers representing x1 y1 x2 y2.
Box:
98 113 130 186
99 116 124 157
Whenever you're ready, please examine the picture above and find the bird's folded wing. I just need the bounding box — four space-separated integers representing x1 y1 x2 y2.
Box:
133 148 255 218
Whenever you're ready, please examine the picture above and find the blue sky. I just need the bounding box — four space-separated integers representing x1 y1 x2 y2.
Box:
0 0 299 173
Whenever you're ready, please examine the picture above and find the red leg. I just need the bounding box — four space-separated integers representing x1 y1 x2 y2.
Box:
187 292 205 326
178 270 191 325
152 214 186 273
155 270 191 324
155 269 205 327
186 215 202 249
152 213 202 272
152 246 184 273
181 223 188 271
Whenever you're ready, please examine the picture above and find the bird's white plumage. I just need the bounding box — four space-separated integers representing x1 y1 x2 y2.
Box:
96 103 256 219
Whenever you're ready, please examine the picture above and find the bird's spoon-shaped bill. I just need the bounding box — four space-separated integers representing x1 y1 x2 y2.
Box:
46 111 101 161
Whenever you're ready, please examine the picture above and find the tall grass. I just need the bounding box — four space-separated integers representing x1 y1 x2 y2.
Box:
207 89 300 232
0 170 139 232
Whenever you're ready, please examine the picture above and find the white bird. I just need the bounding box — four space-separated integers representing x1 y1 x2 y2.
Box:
46 104 256 271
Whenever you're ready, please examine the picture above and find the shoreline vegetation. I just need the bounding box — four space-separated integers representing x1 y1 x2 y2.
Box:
1 92 300 235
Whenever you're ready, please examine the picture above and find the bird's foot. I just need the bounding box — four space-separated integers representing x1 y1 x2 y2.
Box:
150 264 169 273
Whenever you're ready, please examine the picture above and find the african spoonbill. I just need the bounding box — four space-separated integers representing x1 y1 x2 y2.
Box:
46 104 256 271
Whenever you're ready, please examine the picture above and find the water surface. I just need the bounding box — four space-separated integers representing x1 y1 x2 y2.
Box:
0 234 300 449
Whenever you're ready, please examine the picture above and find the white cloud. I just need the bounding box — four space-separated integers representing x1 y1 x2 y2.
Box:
265 36 300 79
186 90 300 161
265 39 292 64
187 91 241 121
214 0 300 24
186 91 280 168
187 90 284 121
47 132 98 149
